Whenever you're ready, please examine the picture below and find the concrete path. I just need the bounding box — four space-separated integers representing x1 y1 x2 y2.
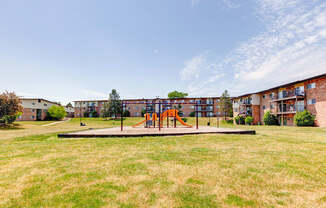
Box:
42 118 71 126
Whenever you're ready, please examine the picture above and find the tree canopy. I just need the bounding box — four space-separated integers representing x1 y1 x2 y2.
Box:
0 91 23 124
47 105 67 120
168 91 188 99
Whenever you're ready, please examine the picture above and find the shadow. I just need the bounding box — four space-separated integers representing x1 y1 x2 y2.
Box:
0 123 25 130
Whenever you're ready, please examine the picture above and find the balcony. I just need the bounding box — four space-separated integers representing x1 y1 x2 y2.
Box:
271 91 305 102
276 104 305 114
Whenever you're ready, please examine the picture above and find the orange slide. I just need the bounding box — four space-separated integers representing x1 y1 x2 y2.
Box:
132 113 151 127
160 109 192 128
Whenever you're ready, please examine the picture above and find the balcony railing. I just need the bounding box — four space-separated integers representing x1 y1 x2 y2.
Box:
272 91 305 101
277 104 305 114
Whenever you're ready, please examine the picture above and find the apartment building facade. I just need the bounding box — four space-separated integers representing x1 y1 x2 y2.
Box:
74 97 224 118
233 73 326 127
17 98 60 121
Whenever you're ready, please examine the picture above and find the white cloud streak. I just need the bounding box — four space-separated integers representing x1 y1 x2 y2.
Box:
182 0 326 96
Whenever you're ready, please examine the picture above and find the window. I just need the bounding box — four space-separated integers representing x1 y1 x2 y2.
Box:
269 93 274 99
263 105 266 110
44 104 47 106
38 99 41 103
31 109 35 112
31 116 34 119
216 105 220 108
308 98 316 105
307 83 316 89
32 103 35 105
270 104 274 109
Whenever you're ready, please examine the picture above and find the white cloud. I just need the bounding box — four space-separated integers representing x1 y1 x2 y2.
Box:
191 0 201 7
82 89 107 98
222 0 240 9
180 54 206 80
182 0 326 96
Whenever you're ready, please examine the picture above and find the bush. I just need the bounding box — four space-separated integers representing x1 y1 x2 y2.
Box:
47 105 67 120
189 111 196 117
91 111 98 118
234 115 245 125
294 110 315 126
245 116 254 125
263 111 278 125
221 118 234 125
123 110 130 117
181 117 188 122
0 115 17 124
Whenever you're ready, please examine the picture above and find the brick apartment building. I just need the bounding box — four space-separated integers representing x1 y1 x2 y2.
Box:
74 97 224 118
17 98 60 121
233 73 326 127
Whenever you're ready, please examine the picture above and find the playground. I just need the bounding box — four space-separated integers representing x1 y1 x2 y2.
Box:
59 105 255 138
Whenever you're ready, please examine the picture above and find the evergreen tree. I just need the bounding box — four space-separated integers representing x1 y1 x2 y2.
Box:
108 89 122 118
220 90 233 118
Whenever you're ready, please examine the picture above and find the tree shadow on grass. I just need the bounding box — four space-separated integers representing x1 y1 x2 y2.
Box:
0 123 25 130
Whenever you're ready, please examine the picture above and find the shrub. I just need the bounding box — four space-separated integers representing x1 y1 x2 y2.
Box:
294 110 315 126
91 111 98 118
181 117 188 122
245 116 254 125
221 118 234 125
234 115 245 125
47 105 67 120
123 110 130 117
189 111 196 117
263 111 278 125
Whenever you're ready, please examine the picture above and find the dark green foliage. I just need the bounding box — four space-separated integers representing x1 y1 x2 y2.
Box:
141 109 146 117
47 105 67 120
83 112 89 118
108 89 122 118
123 110 130 117
245 116 254 125
0 115 18 124
263 111 278 125
168 91 188 99
220 90 233 118
189 111 195 117
181 118 188 122
235 115 245 125
91 111 98 118
294 110 315 126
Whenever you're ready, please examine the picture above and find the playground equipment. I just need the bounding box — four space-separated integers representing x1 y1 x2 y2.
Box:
132 109 192 128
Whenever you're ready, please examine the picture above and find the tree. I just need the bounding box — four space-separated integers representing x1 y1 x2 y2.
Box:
168 91 188 99
263 111 278 125
0 91 23 125
47 105 67 120
108 89 122 118
294 110 315 126
66 102 73 108
220 90 233 119
101 102 110 118
189 111 196 117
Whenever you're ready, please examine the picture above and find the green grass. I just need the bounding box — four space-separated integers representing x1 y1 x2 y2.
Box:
0 118 325 207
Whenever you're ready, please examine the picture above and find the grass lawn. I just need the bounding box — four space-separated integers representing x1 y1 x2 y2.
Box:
0 118 325 208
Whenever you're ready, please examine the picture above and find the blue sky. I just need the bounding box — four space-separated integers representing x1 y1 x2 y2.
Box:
1 0 325 104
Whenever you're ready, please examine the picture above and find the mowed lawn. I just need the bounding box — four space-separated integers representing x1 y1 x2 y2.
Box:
0 118 325 208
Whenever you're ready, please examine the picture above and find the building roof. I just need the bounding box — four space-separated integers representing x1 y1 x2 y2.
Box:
73 96 223 103
20 98 60 105
235 73 326 98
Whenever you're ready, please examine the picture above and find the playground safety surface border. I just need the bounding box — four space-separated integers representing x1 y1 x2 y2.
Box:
58 126 256 138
